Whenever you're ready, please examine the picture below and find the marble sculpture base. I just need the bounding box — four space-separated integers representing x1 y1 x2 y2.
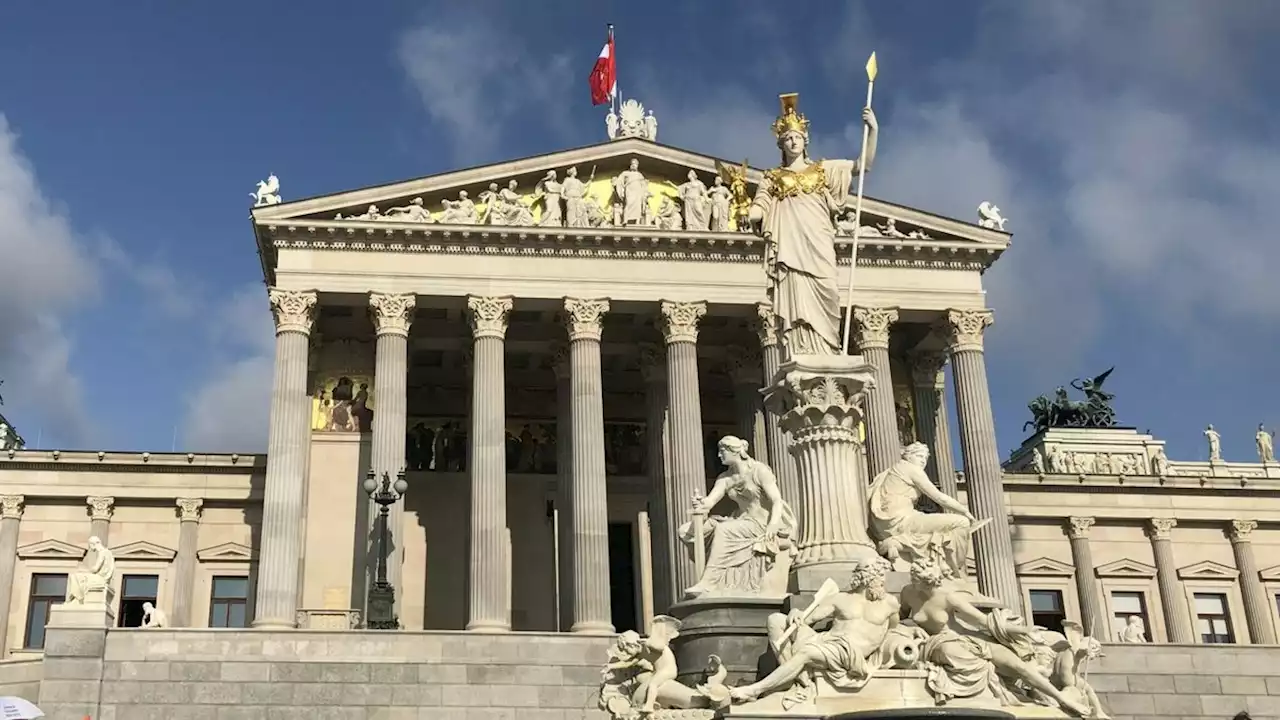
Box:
667 595 786 686
48 600 116 629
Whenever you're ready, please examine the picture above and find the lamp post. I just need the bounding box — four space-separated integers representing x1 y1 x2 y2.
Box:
364 468 407 630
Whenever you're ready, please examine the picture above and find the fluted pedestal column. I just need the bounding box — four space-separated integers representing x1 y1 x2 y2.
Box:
368 291 415 615
170 499 203 627
1227 520 1277 644
660 301 707 597
908 350 957 497
756 304 799 506
563 298 614 633
552 345 574 631
640 345 674 612
466 295 513 632
0 496 24 657
762 355 880 591
86 497 114 545
1065 517 1106 638
1147 518 1194 643
853 308 901 478
728 347 767 457
253 288 317 629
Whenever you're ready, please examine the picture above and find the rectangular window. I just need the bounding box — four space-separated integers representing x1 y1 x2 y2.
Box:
1110 591 1150 642
1194 592 1234 644
117 574 159 628
1028 589 1066 634
209 576 249 628
24 574 67 649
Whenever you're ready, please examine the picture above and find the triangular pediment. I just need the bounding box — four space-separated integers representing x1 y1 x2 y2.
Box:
112 541 176 562
1095 558 1157 579
17 538 86 560
1016 557 1076 577
252 138 1006 247
1177 560 1239 581
1260 564 1280 582
197 542 254 563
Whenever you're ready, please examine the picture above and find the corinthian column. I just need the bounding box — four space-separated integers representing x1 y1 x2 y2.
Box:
756 303 799 506
908 350 957 497
465 295 513 632
659 300 707 597
562 298 614 632
170 499 203 627
728 346 767 457
852 307 901 478
1065 517 1106 638
0 496 24 657
253 288 317 629
1227 520 1277 644
86 497 114 544
640 344 674 612
552 344 574 631
368 291 416 608
1147 518 1194 643
939 309 1020 611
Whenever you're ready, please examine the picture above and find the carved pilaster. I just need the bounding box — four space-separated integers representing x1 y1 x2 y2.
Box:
268 288 318 335
563 298 610 342
851 307 899 351
754 303 779 349
0 495 23 520
176 498 204 523
940 309 994 353
86 496 115 522
1145 517 1177 541
659 301 707 345
466 296 514 340
1228 519 1258 543
368 292 416 337
1066 516 1095 540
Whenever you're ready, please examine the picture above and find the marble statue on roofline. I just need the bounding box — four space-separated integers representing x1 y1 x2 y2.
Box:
606 99 658 142
977 200 1006 230
251 173 281 206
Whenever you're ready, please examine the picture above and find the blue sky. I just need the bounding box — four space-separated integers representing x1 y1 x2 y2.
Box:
0 1 1277 464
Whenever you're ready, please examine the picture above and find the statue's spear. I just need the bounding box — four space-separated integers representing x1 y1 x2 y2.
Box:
840 52 879 355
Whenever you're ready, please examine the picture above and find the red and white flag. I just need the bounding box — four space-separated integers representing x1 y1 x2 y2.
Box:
588 27 616 106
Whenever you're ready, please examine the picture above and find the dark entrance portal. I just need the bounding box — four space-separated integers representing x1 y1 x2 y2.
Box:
608 522 638 633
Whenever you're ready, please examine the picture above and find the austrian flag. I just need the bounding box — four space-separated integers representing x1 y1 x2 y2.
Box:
588 29 616 106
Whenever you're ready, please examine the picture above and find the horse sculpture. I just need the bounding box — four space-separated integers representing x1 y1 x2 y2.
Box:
1024 367 1118 434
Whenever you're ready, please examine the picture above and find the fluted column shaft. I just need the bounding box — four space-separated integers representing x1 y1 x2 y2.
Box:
757 304 799 506
1147 518 1194 643
853 308 901 478
254 288 317 629
641 346 674 612
552 346 574 631
0 496 24 657
941 309 1020 611
170 499 203 627
1065 517 1106 638
909 351 958 496
562 298 613 633
86 497 114 545
466 296 513 632
660 301 707 597
1227 520 1277 644
368 292 415 611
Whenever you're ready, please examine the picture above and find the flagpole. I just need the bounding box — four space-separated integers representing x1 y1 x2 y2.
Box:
840 52 878 356
608 24 618 114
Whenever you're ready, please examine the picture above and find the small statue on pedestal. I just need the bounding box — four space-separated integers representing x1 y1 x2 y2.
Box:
67 536 115 605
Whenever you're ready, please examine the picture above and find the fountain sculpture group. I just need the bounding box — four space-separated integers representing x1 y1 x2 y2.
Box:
596 95 1109 720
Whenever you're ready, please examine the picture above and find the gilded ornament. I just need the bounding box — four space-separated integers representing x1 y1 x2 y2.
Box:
770 93 810 138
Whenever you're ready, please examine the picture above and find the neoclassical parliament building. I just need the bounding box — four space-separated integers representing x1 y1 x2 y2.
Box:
2 117 1279 672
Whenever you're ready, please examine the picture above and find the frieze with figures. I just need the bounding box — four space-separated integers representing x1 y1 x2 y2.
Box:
312 376 374 433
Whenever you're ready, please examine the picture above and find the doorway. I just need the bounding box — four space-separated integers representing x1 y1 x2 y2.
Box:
608 522 638 633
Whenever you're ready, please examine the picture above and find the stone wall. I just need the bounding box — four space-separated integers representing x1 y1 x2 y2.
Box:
0 657 42 701
1091 643 1280 719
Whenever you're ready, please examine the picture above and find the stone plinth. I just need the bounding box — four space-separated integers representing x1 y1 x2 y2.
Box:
762 354 880 593
1006 427 1166 476
48 593 116 629
667 596 785 686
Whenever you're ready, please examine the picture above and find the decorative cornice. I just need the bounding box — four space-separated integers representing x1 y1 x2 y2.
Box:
466 295 514 340
0 495 23 520
563 298 610 342
852 307 899 351
1227 519 1257 543
638 343 665 384
86 496 115 522
659 301 707 345
368 292 417 337
0 450 263 472
1066 516 1095 540
268 288 318 335
940 309 994 353
1145 517 1177 540
908 349 948 389
755 303 779 349
176 498 204 523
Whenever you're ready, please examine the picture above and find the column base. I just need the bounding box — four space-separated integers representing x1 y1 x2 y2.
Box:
465 620 512 633
569 620 616 634
251 617 298 631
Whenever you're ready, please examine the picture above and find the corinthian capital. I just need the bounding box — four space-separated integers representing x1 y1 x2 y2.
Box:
466 296 514 339
268 289 318 335
1228 519 1257 542
1066 516 1095 540
755 303 779 349
1145 517 1176 540
563 298 610 342
852 307 899 351
659 301 707 345
86 496 116 522
176 498 204 523
908 349 948 388
0 495 24 520
369 292 417 337
941 309 994 353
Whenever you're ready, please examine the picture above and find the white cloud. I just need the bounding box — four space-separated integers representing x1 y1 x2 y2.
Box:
0 114 98 446
181 283 276 453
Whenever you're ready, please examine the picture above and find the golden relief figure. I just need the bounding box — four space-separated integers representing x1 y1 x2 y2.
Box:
312 376 374 432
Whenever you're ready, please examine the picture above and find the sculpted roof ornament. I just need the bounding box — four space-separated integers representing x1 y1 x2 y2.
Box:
606 99 657 142
977 201 1006 231
1024 367 1119 435
252 173 281 207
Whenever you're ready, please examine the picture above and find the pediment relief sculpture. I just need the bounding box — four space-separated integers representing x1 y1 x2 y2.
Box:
1176 559 1239 581
1093 558 1157 579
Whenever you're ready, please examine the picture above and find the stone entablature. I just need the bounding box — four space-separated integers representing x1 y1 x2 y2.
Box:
1005 427 1280 480
0 449 263 469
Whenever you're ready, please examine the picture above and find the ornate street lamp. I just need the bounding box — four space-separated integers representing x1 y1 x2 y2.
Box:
363 468 408 630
